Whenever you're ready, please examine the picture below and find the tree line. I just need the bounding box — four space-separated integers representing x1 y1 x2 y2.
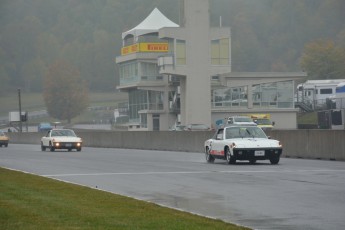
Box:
1 0 344 95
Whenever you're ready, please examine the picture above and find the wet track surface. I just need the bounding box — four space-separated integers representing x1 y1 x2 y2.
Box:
1 144 345 230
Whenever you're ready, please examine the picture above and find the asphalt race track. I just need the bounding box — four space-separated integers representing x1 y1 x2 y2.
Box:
1 144 345 230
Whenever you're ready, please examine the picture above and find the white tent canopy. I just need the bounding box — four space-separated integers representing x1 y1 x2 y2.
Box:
122 8 179 41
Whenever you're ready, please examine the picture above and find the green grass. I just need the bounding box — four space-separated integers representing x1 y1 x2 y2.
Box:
0 93 45 116
0 167 249 230
297 112 318 125
0 92 128 126
0 92 127 117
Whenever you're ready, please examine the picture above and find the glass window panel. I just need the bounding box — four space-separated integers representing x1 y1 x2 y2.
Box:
211 86 247 108
219 38 229 59
176 40 186 65
119 62 139 85
252 80 294 108
211 38 229 65
211 40 220 65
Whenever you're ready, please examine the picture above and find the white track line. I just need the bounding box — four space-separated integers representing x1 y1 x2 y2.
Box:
43 169 345 177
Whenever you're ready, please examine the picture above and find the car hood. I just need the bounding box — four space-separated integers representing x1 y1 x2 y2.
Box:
230 138 280 148
51 136 82 142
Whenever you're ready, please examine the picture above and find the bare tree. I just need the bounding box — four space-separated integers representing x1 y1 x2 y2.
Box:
43 59 89 123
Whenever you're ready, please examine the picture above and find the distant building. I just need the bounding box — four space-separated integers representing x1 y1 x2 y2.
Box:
116 0 306 130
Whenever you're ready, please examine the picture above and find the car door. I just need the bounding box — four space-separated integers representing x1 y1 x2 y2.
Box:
210 129 225 156
41 130 51 146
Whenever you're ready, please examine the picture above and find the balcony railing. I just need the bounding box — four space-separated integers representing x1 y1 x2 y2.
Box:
120 75 163 86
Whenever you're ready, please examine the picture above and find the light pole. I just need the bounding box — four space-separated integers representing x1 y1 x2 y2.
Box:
18 88 22 132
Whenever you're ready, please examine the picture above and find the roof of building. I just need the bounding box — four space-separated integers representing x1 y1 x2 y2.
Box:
122 8 179 40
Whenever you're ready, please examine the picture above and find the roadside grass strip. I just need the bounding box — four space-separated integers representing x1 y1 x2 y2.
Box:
0 167 249 230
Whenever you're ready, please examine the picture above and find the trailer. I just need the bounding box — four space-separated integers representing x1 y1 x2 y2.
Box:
296 79 345 110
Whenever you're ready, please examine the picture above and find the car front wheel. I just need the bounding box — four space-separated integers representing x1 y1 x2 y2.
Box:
225 147 236 164
205 147 215 163
41 142 46 151
49 142 55 152
270 156 280 165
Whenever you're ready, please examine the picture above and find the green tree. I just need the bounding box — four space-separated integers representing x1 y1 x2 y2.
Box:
300 39 345 79
43 60 89 123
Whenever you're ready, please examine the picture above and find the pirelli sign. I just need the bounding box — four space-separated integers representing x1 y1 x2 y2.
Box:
121 43 169 55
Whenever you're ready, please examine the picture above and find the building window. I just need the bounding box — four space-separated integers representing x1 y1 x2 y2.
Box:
128 89 164 123
253 81 293 108
141 62 161 81
211 38 229 65
128 89 148 122
211 86 247 107
148 91 164 110
211 80 294 109
140 114 147 128
253 83 277 107
320 88 332 94
119 62 139 85
176 40 186 65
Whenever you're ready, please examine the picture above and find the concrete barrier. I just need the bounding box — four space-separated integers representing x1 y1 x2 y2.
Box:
267 129 345 161
7 129 345 161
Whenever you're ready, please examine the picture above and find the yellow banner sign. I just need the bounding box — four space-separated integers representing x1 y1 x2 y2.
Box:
121 44 139 55
121 43 169 55
140 43 169 52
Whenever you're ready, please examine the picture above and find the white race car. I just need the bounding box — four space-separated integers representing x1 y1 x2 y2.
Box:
41 129 82 152
204 125 282 164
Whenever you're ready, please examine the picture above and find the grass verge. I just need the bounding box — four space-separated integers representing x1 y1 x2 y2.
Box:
0 167 249 230
0 92 127 117
297 112 318 125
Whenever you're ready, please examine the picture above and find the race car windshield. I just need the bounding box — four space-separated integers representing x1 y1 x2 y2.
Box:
225 126 267 139
51 130 76 137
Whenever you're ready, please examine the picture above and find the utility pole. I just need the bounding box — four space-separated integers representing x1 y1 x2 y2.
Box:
18 88 22 132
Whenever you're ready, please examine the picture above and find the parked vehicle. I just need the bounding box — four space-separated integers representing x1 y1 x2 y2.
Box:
184 124 212 131
0 130 9 147
169 124 186 131
204 125 282 164
38 122 53 132
227 116 257 126
334 82 345 109
41 129 82 152
296 79 345 109
245 114 274 131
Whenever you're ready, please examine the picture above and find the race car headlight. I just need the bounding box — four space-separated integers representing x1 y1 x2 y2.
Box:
54 142 60 147
77 142 81 147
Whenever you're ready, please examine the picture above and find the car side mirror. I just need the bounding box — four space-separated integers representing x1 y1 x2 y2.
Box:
272 121 275 126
